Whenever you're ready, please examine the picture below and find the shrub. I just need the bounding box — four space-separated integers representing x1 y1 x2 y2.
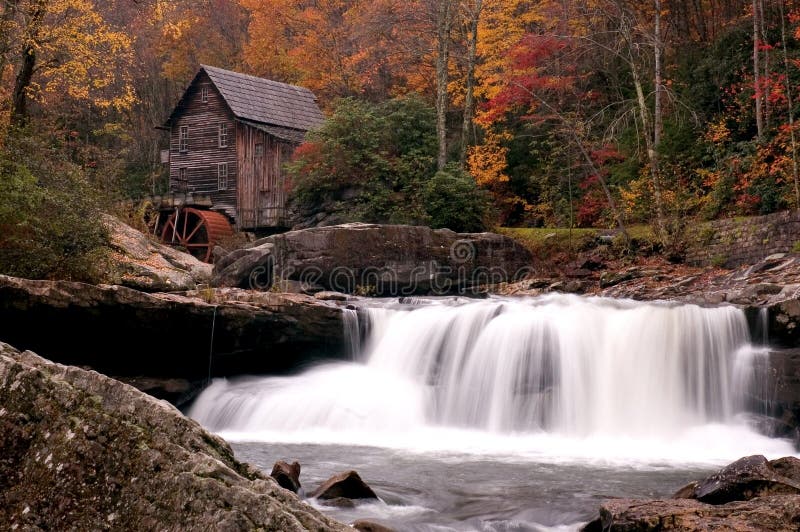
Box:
0 131 109 281
422 165 492 233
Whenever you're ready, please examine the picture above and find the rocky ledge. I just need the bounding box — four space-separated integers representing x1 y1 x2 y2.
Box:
212 223 533 295
584 455 800 531
0 275 346 383
0 342 346 531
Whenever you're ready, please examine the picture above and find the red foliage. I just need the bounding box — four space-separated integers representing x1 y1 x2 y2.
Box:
576 175 607 227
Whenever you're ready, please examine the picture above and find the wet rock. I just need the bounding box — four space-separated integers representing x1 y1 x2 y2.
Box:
588 494 800 531
102 215 212 292
352 519 396 532
310 470 378 501
691 455 800 504
0 342 346 531
271 460 302 493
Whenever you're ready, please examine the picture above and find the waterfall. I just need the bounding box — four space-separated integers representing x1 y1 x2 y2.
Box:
190 294 790 461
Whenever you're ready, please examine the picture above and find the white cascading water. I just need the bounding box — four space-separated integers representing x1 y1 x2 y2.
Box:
190 294 795 464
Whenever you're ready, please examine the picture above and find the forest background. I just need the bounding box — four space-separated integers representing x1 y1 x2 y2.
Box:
1 0 798 278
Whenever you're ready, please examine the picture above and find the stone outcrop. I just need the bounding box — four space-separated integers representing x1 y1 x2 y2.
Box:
0 275 346 380
583 455 800 531
212 223 533 295
214 223 533 295
103 215 212 292
0 342 346 531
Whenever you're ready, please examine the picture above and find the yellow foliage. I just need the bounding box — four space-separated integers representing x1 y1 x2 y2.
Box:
468 132 511 187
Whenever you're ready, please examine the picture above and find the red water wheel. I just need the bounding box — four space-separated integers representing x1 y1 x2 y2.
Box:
161 208 233 263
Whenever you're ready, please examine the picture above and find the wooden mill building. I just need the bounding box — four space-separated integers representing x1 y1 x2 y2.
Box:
162 65 325 229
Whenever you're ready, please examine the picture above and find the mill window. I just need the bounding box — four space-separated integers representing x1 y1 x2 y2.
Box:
218 162 229 190
219 123 229 148
201 86 209 103
179 126 188 153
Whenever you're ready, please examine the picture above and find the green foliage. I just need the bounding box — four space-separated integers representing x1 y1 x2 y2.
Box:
0 131 109 281
289 96 490 231
422 165 492 233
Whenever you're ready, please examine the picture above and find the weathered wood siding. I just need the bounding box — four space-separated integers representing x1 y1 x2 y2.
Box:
169 72 238 221
237 123 293 229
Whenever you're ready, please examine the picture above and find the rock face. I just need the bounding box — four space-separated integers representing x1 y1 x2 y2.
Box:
212 223 533 294
0 342 346 531
211 242 275 290
584 455 800 531
0 275 346 380
310 471 379 501
103 215 212 292
248 223 533 296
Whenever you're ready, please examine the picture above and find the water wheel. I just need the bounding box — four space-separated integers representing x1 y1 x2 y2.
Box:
161 207 233 263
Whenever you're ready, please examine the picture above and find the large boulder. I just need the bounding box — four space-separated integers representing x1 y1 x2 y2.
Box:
0 275 346 381
262 223 533 296
103 215 212 292
0 342 346 531
211 242 275 290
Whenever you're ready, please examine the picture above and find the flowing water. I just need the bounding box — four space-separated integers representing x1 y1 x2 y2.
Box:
189 294 797 530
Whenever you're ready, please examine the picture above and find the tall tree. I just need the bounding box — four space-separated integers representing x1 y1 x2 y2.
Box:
436 0 453 170
460 0 483 167
753 0 764 139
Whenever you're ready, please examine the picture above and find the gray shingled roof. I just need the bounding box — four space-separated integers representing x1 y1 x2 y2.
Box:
238 120 308 144
166 65 324 133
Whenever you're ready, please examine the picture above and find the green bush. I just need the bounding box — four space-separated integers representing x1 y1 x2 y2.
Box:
288 95 490 231
422 165 492 233
0 132 109 281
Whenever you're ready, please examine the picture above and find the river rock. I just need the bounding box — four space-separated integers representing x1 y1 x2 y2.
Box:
310 470 379 501
103 215 212 292
0 342 346 531
265 223 533 296
271 460 302 493
0 275 345 382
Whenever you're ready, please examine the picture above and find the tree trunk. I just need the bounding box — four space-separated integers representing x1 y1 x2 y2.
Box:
753 0 764 139
460 0 482 168
631 65 665 238
0 0 21 82
10 0 47 127
651 0 665 239
436 0 452 171
11 46 36 126
779 0 800 209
